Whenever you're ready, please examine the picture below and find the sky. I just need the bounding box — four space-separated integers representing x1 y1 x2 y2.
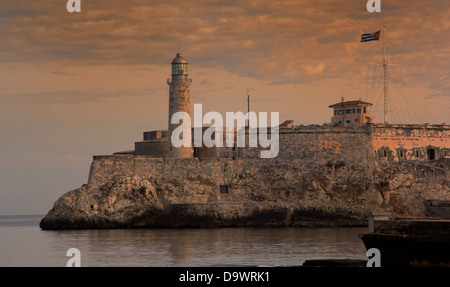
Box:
0 0 449 215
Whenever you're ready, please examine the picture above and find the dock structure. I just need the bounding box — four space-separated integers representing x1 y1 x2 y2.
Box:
360 212 450 266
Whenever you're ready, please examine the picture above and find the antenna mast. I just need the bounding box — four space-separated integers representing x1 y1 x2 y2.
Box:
247 87 254 127
382 25 388 124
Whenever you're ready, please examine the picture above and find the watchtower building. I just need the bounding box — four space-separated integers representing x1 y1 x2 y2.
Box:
329 99 374 125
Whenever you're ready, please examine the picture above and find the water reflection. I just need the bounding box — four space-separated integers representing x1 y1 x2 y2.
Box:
0 217 367 266
40 227 367 267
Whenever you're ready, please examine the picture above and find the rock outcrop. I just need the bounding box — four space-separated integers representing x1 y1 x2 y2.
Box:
40 156 449 229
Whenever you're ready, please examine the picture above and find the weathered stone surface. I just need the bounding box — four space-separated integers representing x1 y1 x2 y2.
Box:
40 124 449 229
40 155 449 229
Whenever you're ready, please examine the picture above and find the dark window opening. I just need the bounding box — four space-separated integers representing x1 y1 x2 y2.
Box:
220 185 230 194
427 148 436 160
383 150 387 157
363 107 367 113
416 150 419 157
193 147 199 157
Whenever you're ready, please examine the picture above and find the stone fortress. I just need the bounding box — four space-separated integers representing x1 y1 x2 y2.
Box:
40 53 450 229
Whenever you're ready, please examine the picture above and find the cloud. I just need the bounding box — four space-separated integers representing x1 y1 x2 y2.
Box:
52 71 75 76
0 0 448 115
0 2 447 69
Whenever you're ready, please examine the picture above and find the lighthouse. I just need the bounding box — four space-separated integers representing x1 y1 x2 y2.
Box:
167 53 193 158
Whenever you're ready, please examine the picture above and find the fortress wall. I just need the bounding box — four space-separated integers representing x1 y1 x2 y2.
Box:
135 140 168 157
241 125 374 165
195 145 218 159
143 130 168 141
87 125 448 195
87 155 136 187
87 126 377 203
44 126 449 229
371 124 450 161
87 155 242 203
85 153 378 209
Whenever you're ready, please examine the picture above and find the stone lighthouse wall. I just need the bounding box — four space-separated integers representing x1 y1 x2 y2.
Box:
167 82 193 158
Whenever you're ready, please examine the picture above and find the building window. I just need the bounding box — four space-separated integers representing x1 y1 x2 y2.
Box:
444 150 448 157
363 107 367 113
357 108 361 113
427 148 436 160
346 120 350 123
416 150 420 157
352 109 356 113
220 185 229 194
383 150 387 157
334 110 337 115
346 109 352 114
399 150 403 158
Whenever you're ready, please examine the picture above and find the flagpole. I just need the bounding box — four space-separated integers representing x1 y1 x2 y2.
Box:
383 25 388 124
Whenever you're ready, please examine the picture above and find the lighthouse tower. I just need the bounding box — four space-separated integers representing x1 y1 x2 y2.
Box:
167 53 193 158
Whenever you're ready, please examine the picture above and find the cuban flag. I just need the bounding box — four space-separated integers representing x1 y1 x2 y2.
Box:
361 30 381 42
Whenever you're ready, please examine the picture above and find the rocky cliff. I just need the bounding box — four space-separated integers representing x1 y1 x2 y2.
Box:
39 155 449 229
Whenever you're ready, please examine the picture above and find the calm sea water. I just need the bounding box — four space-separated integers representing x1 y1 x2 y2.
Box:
0 215 368 267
